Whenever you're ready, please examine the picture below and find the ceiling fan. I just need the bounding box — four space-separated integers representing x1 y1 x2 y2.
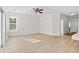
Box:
33 8 43 14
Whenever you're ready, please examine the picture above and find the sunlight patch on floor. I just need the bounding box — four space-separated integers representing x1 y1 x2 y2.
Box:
24 38 42 43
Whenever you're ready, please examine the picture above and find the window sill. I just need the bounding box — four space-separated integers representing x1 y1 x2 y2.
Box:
9 30 16 32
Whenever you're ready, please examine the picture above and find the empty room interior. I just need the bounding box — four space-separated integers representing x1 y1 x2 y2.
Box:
0 6 79 53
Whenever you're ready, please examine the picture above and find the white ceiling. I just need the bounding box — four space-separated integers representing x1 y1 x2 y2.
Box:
3 6 79 15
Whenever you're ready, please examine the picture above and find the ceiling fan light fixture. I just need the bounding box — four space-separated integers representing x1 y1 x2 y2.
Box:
33 8 43 14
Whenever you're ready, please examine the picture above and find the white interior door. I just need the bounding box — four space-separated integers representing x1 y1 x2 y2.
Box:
0 9 6 47
0 11 1 47
2 14 6 45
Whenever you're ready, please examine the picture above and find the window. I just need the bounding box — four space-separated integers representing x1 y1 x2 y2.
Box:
9 16 16 31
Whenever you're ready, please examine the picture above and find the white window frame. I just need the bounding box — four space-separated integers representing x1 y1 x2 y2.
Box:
9 16 16 32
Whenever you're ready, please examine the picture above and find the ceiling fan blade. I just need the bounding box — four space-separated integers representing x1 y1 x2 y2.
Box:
33 8 36 10
39 11 43 13
40 9 43 11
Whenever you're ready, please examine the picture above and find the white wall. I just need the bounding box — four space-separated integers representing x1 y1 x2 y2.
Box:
40 13 60 36
52 13 60 36
8 12 40 36
6 12 63 36
40 14 53 35
8 13 61 36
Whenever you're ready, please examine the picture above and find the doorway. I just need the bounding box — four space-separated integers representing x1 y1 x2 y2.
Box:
60 13 78 36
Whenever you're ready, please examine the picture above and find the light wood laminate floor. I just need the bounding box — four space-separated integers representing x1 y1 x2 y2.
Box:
0 33 79 53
